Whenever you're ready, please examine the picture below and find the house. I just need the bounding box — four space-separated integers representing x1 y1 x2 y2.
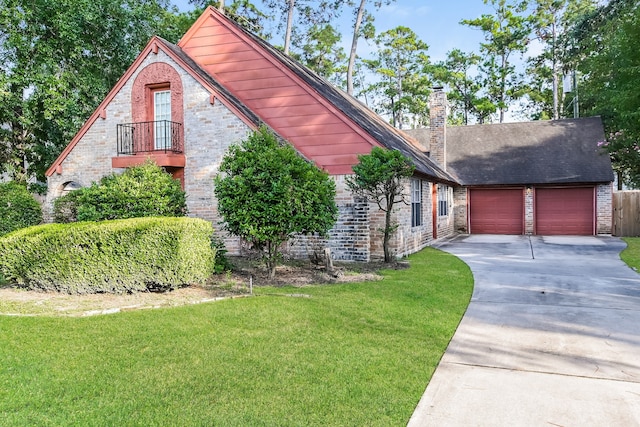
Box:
406 116 614 235
44 6 613 261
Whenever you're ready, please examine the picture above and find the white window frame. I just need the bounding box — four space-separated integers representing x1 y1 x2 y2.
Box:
154 90 171 150
411 179 422 227
438 184 449 217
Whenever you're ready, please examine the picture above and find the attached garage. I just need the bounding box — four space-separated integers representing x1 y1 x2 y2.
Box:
535 187 594 235
469 188 524 234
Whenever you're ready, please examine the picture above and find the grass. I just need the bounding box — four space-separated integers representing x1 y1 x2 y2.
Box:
621 237 640 271
0 247 473 426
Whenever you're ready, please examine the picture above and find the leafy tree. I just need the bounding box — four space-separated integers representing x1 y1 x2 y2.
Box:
214 127 338 279
0 0 185 185
292 23 347 85
0 182 42 236
346 147 415 263
364 26 431 129
566 0 640 186
521 0 597 120
462 0 531 122
429 49 496 125
55 161 187 222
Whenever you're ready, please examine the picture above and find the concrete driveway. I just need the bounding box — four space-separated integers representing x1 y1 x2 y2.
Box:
408 235 640 426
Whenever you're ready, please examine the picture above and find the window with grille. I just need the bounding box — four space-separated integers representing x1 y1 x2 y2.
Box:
438 184 449 217
154 90 171 150
411 179 422 227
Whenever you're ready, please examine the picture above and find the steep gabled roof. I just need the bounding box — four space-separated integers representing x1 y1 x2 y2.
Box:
178 7 455 183
48 7 455 183
445 117 614 186
45 36 261 177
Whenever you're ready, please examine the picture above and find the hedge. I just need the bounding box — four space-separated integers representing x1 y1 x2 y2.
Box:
0 182 42 236
0 217 216 294
53 161 187 223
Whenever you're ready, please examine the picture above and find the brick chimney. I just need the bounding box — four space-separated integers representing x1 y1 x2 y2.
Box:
429 87 447 170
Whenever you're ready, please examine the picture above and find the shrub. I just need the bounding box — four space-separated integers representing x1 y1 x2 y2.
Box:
0 217 215 294
58 161 187 222
214 126 338 279
211 235 233 274
0 182 43 236
52 189 83 223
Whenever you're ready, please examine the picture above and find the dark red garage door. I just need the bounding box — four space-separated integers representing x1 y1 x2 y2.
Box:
469 188 524 234
535 187 594 235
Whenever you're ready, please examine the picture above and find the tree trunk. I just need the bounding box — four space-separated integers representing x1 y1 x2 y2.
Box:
383 208 392 262
284 0 295 55
218 0 224 12
552 19 558 120
499 52 507 123
347 0 366 95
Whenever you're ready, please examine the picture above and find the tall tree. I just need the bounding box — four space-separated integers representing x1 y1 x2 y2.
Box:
565 0 640 186
364 26 431 129
522 0 597 120
263 0 342 55
428 49 497 125
462 0 531 122
0 0 184 185
293 23 347 84
345 0 394 95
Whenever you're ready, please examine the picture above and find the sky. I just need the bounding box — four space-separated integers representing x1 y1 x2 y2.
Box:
171 0 496 63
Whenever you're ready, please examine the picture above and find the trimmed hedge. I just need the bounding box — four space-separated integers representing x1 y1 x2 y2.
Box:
0 182 42 236
0 217 216 294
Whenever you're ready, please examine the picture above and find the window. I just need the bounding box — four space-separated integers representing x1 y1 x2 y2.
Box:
438 184 449 217
411 179 422 227
154 90 171 149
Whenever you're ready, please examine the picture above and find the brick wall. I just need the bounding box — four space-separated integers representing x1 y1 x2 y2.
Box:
596 183 613 234
453 186 467 233
428 88 447 169
45 50 251 229
524 187 534 234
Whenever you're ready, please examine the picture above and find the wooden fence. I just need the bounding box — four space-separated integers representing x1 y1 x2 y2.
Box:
613 191 640 236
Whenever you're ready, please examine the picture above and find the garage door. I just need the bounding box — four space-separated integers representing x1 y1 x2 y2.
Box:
535 187 594 235
469 188 524 234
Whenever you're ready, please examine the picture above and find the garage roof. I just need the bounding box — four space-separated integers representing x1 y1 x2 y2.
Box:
445 117 614 186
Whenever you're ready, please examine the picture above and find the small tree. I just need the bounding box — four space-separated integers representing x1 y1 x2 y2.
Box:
214 127 338 279
346 147 415 263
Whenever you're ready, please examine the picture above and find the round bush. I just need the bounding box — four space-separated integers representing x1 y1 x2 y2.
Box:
0 182 43 236
53 161 187 223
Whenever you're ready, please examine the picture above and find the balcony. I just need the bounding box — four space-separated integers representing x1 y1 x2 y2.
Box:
113 121 185 169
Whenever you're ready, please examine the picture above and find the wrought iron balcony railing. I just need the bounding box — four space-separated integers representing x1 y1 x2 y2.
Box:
117 121 183 155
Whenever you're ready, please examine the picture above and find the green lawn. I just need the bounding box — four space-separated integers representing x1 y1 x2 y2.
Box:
621 237 640 271
0 247 472 426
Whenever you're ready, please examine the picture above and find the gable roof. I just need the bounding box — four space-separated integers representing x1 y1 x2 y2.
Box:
177 7 455 183
47 7 455 184
45 36 262 177
445 117 614 186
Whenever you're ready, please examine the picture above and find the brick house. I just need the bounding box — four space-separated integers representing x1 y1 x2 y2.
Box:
45 6 613 261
